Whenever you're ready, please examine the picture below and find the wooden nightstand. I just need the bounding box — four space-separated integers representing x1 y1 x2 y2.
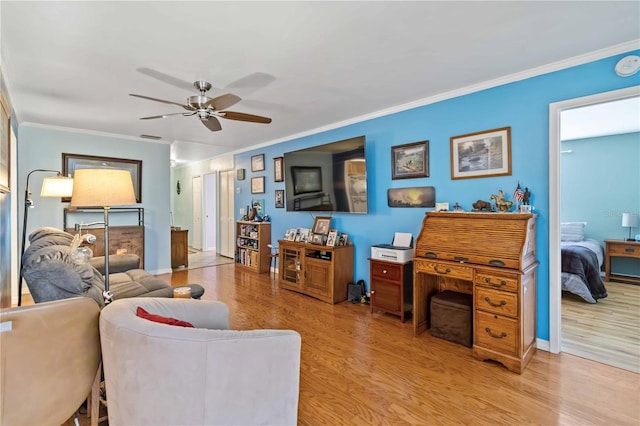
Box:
604 240 640 284
369 259 413 322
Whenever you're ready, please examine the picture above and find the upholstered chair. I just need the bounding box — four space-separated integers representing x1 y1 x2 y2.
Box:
0 297 101 425
99 298 302 425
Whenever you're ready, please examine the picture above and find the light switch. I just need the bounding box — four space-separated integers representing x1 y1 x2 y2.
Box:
240 208 245 215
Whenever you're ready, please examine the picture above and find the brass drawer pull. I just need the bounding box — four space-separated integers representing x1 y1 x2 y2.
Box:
454 256 468 262
489 259 505 267
484 277 507 287
484 297 507 308
434 265 451 274
425 252 437 258
625 247 635 253
485 327 507 339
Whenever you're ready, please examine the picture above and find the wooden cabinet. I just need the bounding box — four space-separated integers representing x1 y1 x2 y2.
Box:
278 240 354 304
235 221 271 274
605 240 640 284
413 212 538 373
171 229 189 268
369 259 413 322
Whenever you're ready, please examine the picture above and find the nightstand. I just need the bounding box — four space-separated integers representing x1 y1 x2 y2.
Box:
604 240 640 284
369 259 413 322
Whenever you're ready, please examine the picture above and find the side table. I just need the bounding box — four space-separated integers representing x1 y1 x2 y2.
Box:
604 239 640 284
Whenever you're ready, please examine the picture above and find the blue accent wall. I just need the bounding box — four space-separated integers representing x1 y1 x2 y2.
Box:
561 132 640 275
235 50 640 341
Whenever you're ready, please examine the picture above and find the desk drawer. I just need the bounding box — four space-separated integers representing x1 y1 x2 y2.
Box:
474 311 518 356
608 243 640 258
415 261 473 280
371 261 402 280
475 287 518 317
475 271 519 293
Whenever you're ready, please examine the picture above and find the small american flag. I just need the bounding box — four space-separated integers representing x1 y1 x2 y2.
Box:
514 183 524 202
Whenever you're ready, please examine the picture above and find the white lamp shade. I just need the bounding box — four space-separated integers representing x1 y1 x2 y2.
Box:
621 212 639 228
40 176 74 197
70 169 136 207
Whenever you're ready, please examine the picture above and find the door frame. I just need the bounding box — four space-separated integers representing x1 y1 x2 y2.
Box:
547 85 640 353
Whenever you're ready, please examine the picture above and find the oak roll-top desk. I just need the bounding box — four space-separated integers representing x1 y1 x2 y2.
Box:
413 212 538 373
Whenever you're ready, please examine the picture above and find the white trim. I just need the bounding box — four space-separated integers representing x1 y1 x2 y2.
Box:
20 122 172 145
548 85 640 354
536 338 550 353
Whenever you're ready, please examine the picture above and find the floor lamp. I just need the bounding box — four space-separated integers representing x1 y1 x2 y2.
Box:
19 170 74 306
69 168 136 304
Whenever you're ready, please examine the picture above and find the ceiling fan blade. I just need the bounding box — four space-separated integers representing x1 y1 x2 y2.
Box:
129 93 188 108
201 117 222 132
220 111 272 124
205 93 241 111
136 67 195 92
139 112 189 120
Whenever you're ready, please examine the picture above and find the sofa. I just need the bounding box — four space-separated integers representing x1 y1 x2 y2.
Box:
21 227 175 307
100 298 302 425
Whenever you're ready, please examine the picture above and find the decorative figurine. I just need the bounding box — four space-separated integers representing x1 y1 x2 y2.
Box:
490 190 513 212
472 199 493 211
523 187 531 205
453 202 464 212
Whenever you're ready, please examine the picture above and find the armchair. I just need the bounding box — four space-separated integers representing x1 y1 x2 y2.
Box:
0 297 101 425
99 298 302 425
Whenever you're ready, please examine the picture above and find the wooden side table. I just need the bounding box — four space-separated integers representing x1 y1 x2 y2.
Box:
604 239 640 284
369 258 413 322
171 229 189 268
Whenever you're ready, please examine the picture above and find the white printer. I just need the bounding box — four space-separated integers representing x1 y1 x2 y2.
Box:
371 232 414 263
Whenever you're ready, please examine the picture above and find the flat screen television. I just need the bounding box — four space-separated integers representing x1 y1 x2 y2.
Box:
284 135 367 213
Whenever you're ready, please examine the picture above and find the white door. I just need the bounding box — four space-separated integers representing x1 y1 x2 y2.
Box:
203 172 217 251
192 176 202 250
219 170 235 258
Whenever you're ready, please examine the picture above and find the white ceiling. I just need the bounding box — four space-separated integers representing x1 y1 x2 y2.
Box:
1 1 639 165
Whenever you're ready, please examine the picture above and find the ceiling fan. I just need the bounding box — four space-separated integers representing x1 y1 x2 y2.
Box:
129 81 272 131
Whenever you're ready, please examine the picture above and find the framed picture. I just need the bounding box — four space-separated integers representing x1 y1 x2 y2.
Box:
251 198 265 216
0 94 10 193
251 154 265 172
273 157 284 182
387 186 436 208
391 140 429 180
338 233 349 246
236 168 245 181
310 233 324 245
312 216 331 235
62 153 142 202
251 176 265 194
450 127 511 180
275 189 284 208
326 229 338 246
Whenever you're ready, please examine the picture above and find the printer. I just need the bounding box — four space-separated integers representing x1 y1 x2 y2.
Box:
371 232 414 263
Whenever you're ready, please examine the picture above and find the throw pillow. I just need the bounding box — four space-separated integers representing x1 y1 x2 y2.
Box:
136 306 194 328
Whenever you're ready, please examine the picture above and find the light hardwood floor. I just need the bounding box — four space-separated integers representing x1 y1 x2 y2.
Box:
562 281 640 373
154 264 640 425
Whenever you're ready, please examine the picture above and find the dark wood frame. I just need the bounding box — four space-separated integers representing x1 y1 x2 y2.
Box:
450 126 511 180
275 189 284 208
62 153 142 203
0 94 10 193
273 157 284 182
236 168 245 181
312 216 332 235
251 153 265 172
251 176 265 194
391 140 429 180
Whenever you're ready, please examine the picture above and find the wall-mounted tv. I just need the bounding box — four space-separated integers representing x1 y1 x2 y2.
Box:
284 136 367 213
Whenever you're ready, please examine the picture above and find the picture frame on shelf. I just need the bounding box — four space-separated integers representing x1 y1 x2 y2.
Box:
391 140 429 180
312 216 331 235
273 157 284 182
0 94 10 193
338 233 349 246
62 153 142 203
450 126 511 180
326 229 338 247
275 189 284 208
299 228 311 243
251 153 265 172
310 233 324 245
251 176 265 194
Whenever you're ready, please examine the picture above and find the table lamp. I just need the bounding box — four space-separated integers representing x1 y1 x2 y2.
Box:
621 213 639 241
19 170 74 305
70 169 136 303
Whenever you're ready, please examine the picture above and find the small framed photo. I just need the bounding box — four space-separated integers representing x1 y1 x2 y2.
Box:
391 140 429 180
450 127 511 180
251 154 265 172
311 233 324 245
312 216 332 235
275 189 284 208
273 157 284 182
326 229 338 247
338 233 349 246
236 168 245 181
251 176 265 194
299 228 311 243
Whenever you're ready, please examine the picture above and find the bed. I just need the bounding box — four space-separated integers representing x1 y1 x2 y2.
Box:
561 222 608 303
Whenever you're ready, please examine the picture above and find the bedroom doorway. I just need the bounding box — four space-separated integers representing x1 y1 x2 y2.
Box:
549 85 640 372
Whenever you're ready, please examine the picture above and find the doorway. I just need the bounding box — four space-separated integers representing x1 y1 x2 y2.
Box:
203 172 217 252
548 86 640 368
192 176 202 250
218 170 235 258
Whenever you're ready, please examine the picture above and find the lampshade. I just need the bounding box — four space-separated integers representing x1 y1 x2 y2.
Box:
70 169 136 207
621 212 639 228
40 176 74 197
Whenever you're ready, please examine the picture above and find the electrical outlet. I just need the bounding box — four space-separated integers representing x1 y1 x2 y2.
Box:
240 207 245 215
